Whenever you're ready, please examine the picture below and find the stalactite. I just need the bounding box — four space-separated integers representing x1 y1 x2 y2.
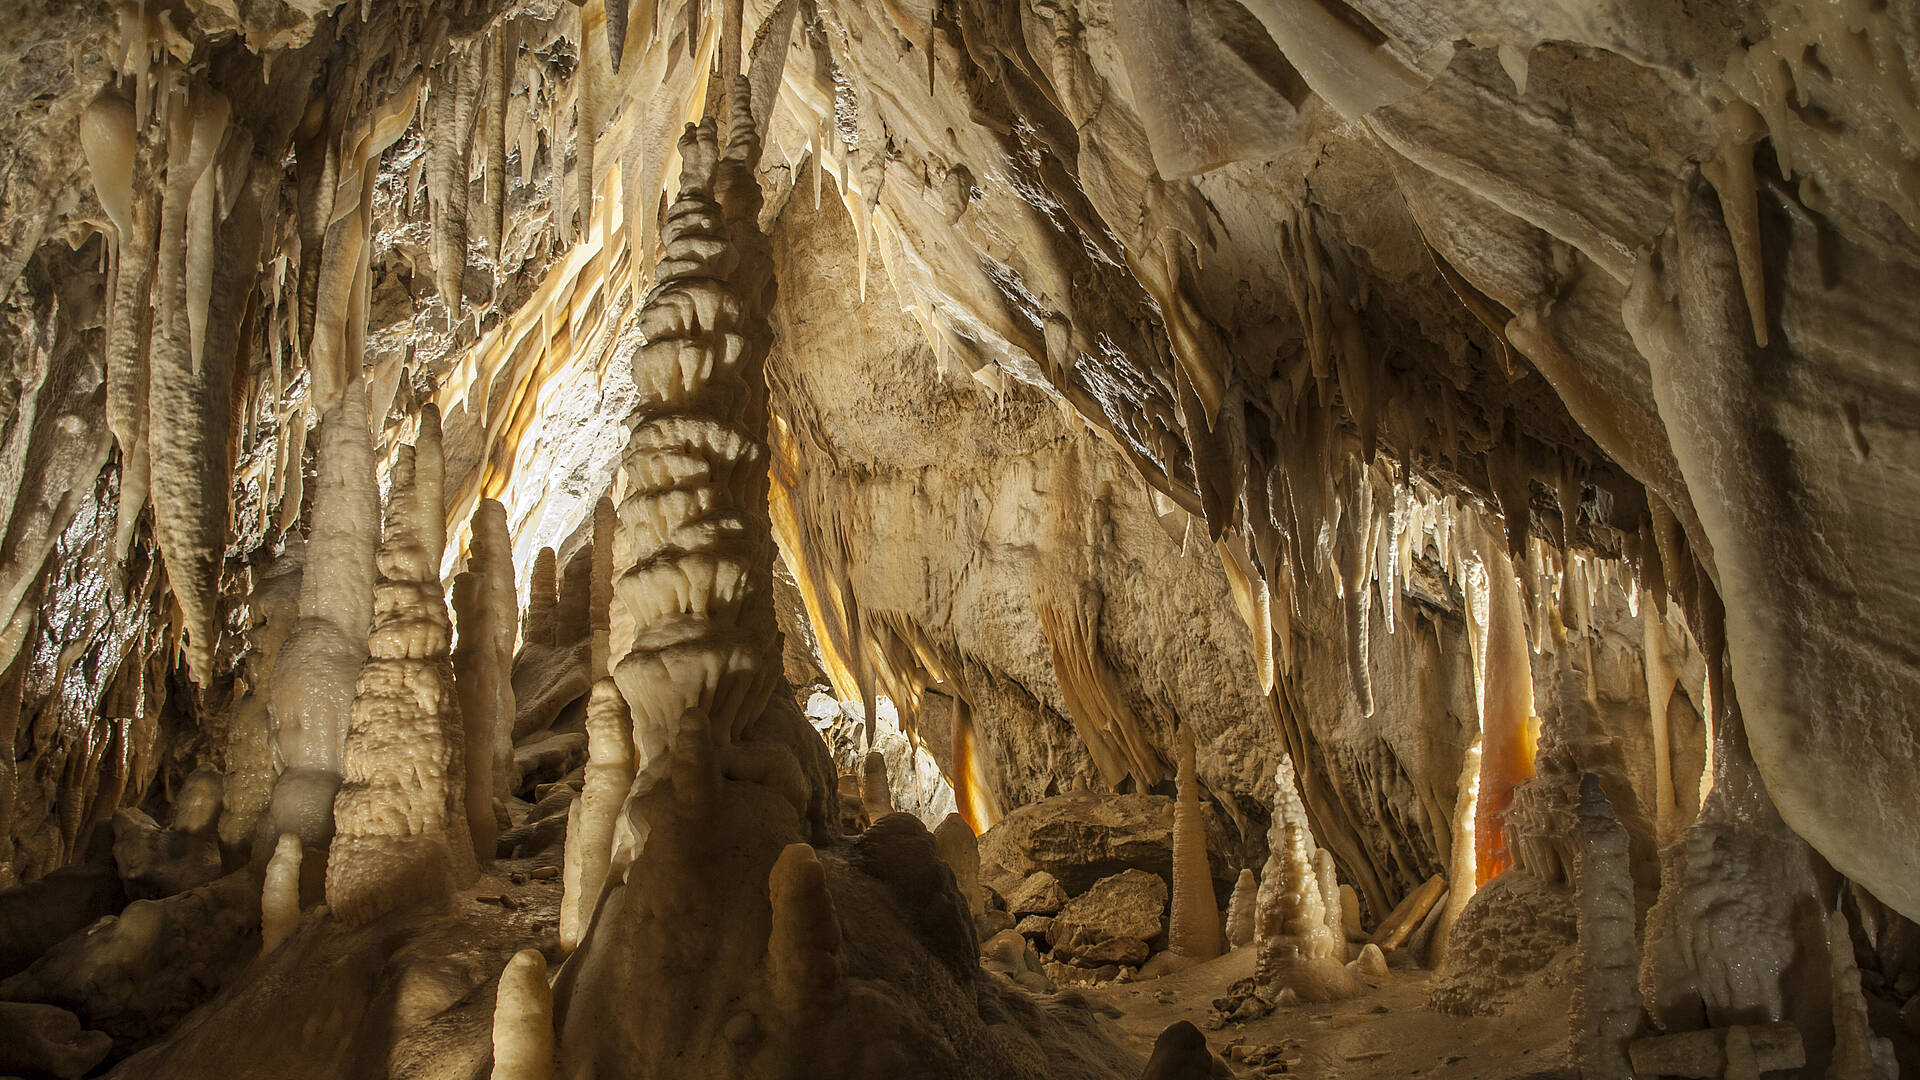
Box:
1472 519 1535 885
267 380 377 857
327 406 477 925
1168 726 1223 960
486 27 511 264
1334 458 1377 717
454 498 517 862
427 47 480 320
147 81 232 685
492 949 554 1080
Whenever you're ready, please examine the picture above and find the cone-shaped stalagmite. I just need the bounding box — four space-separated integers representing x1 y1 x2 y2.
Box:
934 813 983 917
524 547 557 649
860 749 893 822
267 380 377 858
558 84 842 1075
1226 869 1258 949
327 407 477 924
260 832 302 956
562 679 632 948
1168 726 1223 960
492 949 553 1080
454 498 517 860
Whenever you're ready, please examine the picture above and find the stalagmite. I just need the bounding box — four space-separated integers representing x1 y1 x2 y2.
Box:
1226 869 1258 949
1826 909 1897 1080
934 812 983 918
1168 726 1223 960
860 748 893 821
1314 849 1345 949
1570 774 1639 1079
1256 820 1359 1002
767 843 841 1028
559 798 583 951
259 832 302 956
267 380 377 857
492 949 553 1080
220 540 304 856
524 547 557 649
566 679 633 945
589 496 614 681
454 498 518 857
327 406 477 925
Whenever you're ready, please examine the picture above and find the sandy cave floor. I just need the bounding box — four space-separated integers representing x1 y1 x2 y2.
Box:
1082 949 1572 1080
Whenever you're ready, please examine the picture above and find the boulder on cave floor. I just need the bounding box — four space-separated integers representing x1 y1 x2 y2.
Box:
979 792 1235 907
1050 869 1167 969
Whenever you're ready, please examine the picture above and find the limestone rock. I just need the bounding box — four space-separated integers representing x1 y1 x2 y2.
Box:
111 808 221 900
979 792 1231 903
514 733 589 794
1049 869 1166 968
0 1000 112 1079
1008 871 1069 917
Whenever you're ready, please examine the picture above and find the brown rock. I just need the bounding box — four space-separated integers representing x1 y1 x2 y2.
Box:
1049 869 1167 967
979 793 1234 904
1007 870 1069 916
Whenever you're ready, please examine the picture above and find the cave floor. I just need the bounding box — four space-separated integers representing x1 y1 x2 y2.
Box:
1081 948 1572 1080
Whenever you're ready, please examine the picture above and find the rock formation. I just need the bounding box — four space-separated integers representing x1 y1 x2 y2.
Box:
562 678 631 948
0 0 1916 1077
266 380 378 861
259 832 301 956
1570 774 1640 1079
453 498 518 862
326 407 478 924
1225 869 1258 950
1167 726 1223 961
492 949 553 1080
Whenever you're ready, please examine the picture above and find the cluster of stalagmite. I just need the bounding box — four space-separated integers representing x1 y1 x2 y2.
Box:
266 380 378 858
453 499 518 863
1255 756 1359 1002
1167 727 1222 961
326 407 477 925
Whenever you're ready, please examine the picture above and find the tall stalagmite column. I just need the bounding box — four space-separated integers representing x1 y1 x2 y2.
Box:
557 81 840 1076
267 380 377 859
454 498 518 861
327 406 478 924
1168 726 1223 960
1570 774 1639 1079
